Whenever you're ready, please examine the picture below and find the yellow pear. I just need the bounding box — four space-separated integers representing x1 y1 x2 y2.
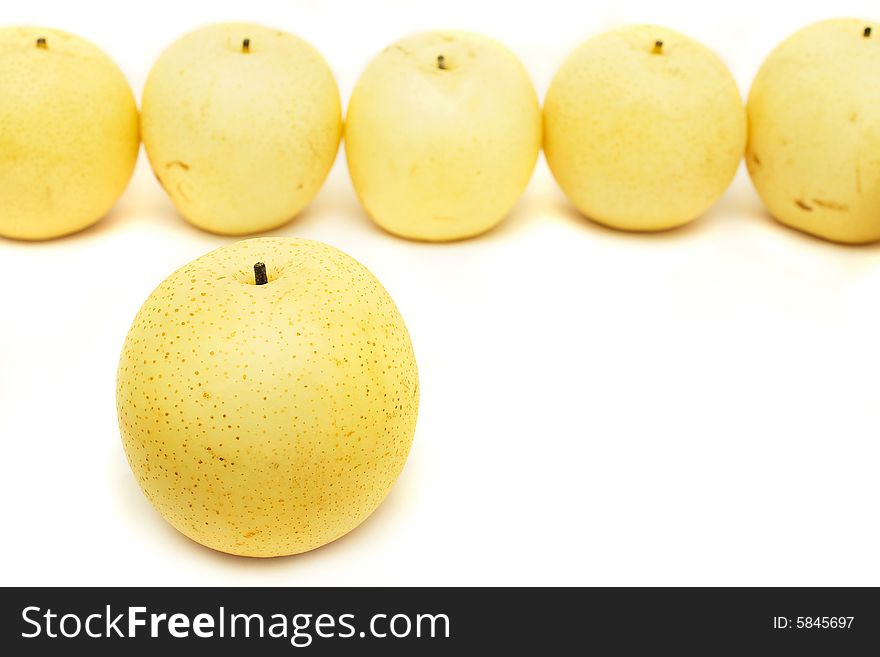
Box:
544 25 746 231
0 27 138 240
345 31 541 241
141 23 342 235
117 238 419 557
747 19 880 243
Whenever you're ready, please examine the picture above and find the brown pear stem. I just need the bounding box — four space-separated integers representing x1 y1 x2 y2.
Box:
437 54 447 70
242 38 251 54
254 262 268 285
865 27 873 38
652 40 663 55
36 37 47 49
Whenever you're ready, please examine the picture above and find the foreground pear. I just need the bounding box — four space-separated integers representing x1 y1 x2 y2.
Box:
747 19 880 243
544 25 746 231
0 27 138 240
141 23 342 235
117 238 419 557
345 31 541 241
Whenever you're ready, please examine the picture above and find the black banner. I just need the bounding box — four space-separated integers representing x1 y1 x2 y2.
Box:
1 587 877 654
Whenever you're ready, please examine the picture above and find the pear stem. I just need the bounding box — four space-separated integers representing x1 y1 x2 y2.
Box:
242 38 251 54
864 27 873 38
36 37 47 49
437 54 447 70
652 40 664 55
254 262 268 285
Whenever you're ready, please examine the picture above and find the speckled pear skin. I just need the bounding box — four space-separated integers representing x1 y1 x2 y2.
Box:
0 27 138 240
117 238 419 557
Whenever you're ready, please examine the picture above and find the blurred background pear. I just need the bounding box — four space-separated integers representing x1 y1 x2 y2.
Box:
0 27 138 240
544 25 746 232
141 23 341 235
345 31 541 241
747 18 880 244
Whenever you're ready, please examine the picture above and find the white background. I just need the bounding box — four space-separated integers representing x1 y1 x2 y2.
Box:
1 0 879 586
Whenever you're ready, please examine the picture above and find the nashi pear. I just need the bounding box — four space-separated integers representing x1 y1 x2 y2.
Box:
0 27 138 240
747 19 880 244
141 23 342 235
117 238 419 557
345 31 541 241
544 25 746 231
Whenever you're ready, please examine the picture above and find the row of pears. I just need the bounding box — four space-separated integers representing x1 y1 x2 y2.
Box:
0 19 877 243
